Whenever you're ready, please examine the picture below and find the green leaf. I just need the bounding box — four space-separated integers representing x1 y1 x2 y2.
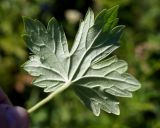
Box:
23 6 141 116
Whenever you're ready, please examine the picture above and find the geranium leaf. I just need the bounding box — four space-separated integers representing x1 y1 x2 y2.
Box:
23 6 141 116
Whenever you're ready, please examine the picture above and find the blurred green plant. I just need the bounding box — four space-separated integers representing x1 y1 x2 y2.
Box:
0 0 160 128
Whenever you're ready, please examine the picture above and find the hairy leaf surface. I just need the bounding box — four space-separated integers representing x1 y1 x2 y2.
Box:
23 6 141 116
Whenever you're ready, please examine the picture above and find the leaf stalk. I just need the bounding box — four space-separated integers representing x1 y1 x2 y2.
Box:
27 82 71 114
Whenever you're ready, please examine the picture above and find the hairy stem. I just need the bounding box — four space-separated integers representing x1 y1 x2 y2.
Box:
27 82 71 114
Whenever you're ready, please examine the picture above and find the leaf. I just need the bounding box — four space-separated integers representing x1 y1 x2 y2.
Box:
22 6 141 116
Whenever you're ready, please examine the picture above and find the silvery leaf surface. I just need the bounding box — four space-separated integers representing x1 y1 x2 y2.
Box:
23 5 141 116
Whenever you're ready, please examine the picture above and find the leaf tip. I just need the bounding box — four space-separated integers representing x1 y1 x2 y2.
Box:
47 17 58 30
84 7 94 22
22 16 33 24
135 82 141 90
87 7 93 12
115 110 120 115
108 5 119 12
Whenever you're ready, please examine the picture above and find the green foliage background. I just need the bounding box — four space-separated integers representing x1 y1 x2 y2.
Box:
0 0 160 127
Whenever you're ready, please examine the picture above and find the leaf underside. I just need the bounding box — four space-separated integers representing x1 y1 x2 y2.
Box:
23 5 141 116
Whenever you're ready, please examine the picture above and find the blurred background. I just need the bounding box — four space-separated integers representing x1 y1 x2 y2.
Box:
0 0 160 128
